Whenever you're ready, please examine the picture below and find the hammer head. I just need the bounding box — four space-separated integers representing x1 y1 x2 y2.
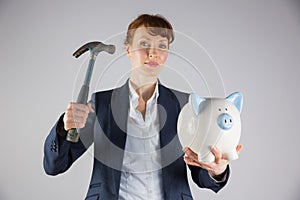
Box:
73 41 116 58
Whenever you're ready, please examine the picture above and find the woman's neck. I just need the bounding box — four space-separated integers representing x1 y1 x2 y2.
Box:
129 76 157 102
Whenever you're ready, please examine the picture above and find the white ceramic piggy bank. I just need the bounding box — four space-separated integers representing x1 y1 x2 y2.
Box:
177 92 243 163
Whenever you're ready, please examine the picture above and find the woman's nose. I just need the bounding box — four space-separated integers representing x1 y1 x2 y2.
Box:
148 48 158 58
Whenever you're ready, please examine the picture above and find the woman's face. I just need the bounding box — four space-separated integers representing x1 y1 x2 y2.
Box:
126 27 169 77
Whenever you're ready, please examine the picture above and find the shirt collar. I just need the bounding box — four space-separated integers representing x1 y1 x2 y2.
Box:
128 80 159 105
128 80 159 119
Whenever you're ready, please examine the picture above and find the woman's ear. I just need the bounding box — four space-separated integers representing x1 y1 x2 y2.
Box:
126 45 131 58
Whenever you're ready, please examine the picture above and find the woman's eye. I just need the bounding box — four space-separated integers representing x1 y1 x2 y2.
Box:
140 41 150 48
159 44 167 49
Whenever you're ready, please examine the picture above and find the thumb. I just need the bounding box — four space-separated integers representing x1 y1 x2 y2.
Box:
87 103 95 113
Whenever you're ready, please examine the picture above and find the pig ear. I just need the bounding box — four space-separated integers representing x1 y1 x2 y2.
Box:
226 92 243 113
191 93 206 115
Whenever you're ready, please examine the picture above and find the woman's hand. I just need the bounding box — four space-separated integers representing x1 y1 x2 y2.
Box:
63 102 94 131
183 145 243 179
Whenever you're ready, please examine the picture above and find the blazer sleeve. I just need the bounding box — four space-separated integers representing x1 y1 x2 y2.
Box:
188 164 230 193
43 95 96 176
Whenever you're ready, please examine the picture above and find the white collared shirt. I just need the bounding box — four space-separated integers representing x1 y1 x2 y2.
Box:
118 81 164 200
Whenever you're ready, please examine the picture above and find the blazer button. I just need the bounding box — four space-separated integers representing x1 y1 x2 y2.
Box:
50 140 57 152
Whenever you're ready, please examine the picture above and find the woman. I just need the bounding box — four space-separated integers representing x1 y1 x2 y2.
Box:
44 14 242 200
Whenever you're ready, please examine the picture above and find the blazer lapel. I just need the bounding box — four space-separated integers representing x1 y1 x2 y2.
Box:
158 84 188 198
110 81 129 150
94 82 129 196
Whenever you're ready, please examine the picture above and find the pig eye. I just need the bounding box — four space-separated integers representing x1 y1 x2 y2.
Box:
225 108 228 111
218 108 221 111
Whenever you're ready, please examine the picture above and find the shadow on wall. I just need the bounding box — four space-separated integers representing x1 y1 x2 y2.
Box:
290 0 300 21
292 0 300 8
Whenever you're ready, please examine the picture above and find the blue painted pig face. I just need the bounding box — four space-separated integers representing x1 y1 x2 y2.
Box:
191 92 243 131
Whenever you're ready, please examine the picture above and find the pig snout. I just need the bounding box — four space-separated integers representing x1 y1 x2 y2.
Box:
217 113 233 130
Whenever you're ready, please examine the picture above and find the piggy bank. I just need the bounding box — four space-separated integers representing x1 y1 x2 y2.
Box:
177 92 243 163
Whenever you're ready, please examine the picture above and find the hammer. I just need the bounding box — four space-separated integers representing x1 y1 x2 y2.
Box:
66 41 116 143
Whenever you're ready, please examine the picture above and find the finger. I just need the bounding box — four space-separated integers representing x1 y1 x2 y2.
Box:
67 102 84 111
197 160 215 171
184 156 212 170
66 102 75 110
66 103 89 116
64 122 86 130
67 102 90 113
183 156 201 167
236 144 243 154
192 160 214 171
64 111 87 124
221 154 228 160
64 117 86 123
64 117 86 126
65 108 85 116
183 155 214 171
65 111 89 122
211 146 222 164
183 147 198 160
75 104 90 113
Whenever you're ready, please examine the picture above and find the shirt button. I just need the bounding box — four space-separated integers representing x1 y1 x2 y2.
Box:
124 171 130 178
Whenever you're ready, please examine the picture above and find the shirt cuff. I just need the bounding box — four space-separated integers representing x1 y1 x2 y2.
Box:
208 167 228 183
56 113 68 139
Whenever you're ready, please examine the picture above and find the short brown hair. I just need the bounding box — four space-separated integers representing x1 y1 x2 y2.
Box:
125 14 174 45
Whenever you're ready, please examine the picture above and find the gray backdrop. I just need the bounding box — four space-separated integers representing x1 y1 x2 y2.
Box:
1 0 300 199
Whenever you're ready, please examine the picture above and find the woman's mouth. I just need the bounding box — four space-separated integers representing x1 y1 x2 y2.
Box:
145 61 159 67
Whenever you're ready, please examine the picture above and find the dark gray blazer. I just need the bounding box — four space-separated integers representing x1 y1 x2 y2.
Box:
43 81 229 200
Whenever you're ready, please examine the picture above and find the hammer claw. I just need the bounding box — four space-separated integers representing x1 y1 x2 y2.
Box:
72 41 115 58
73 45 89 58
